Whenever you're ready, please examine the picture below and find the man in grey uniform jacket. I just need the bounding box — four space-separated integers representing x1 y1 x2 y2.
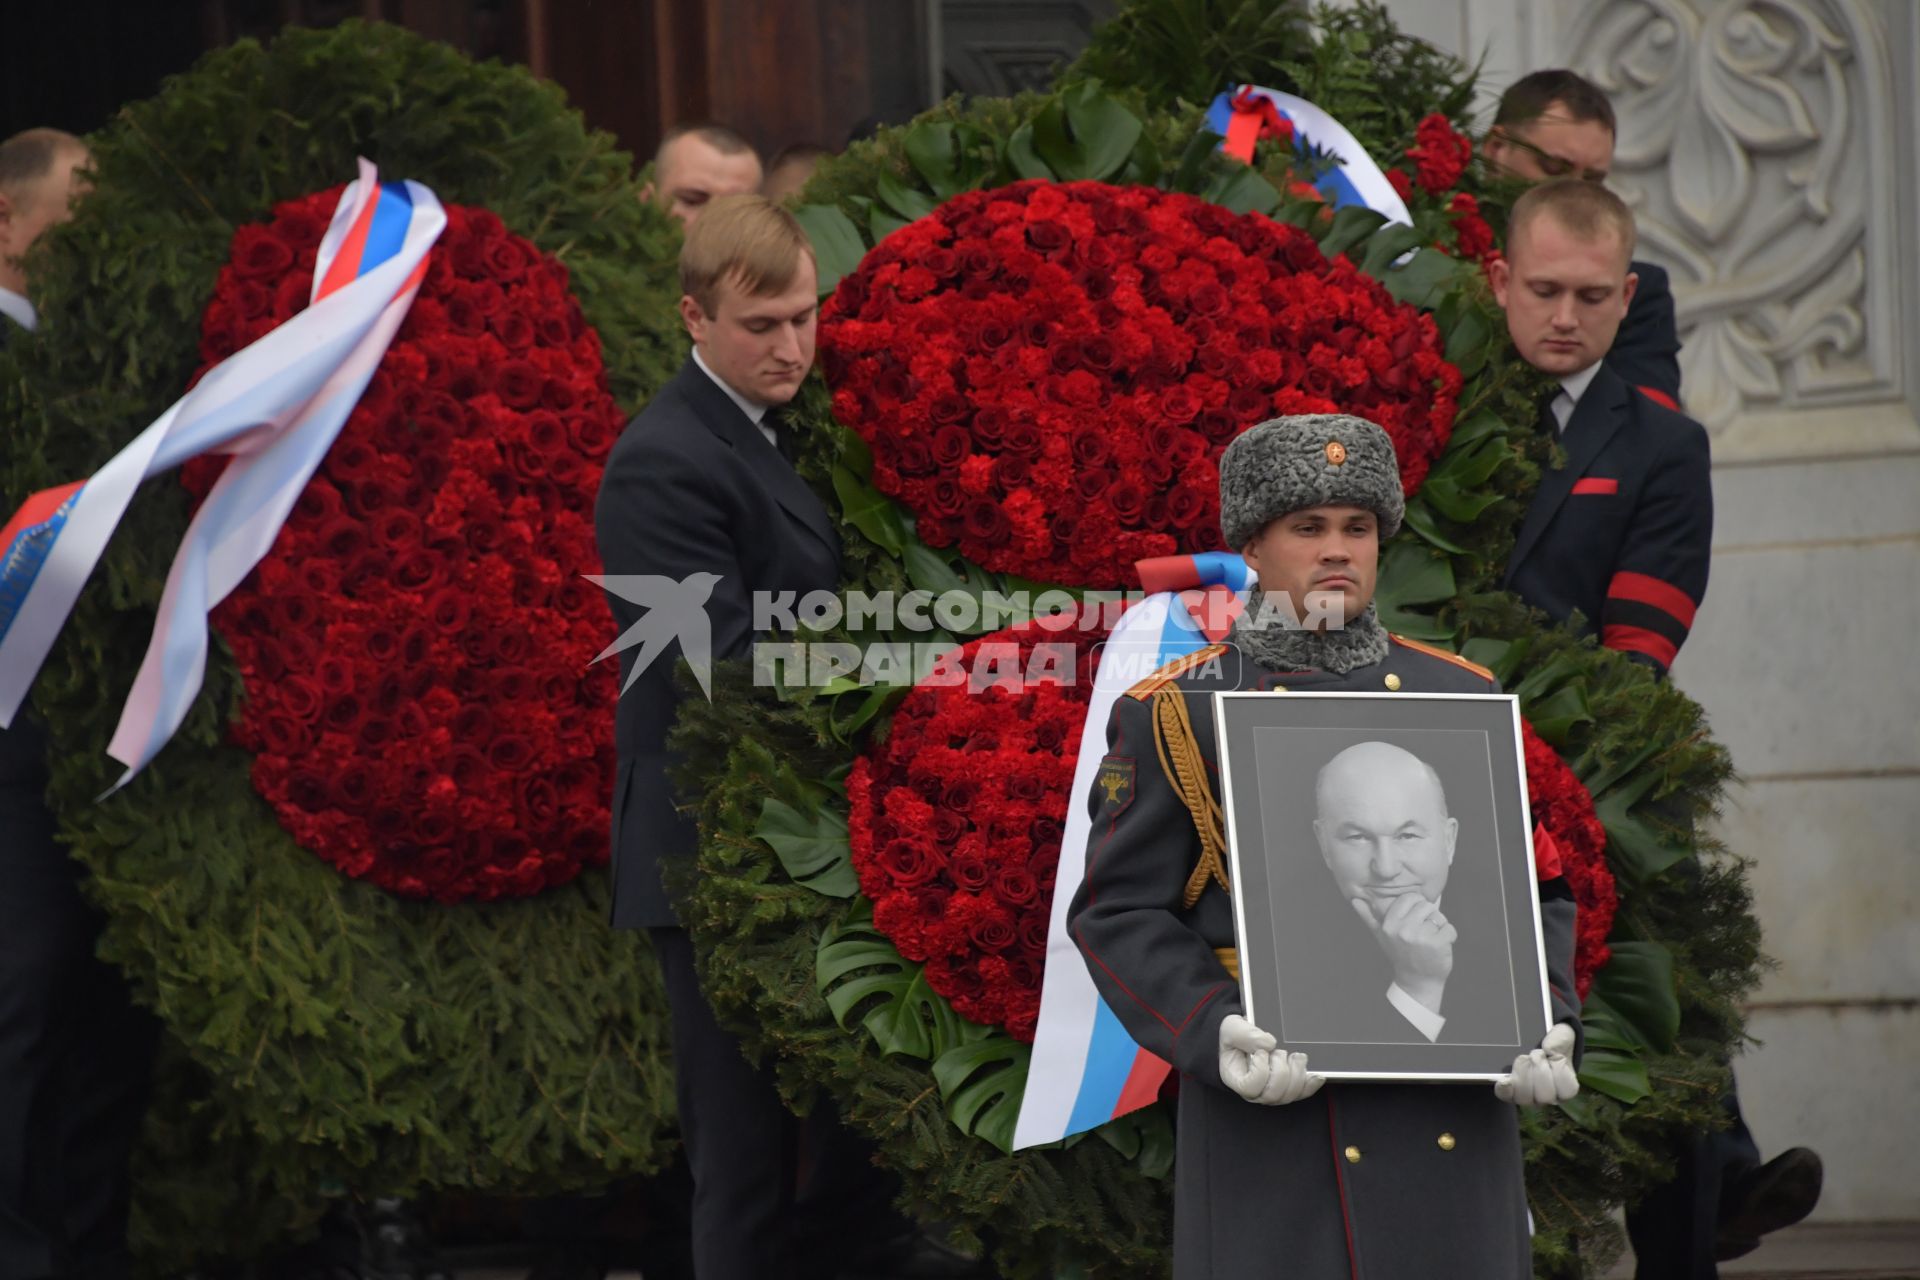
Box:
1069 415 1584 1279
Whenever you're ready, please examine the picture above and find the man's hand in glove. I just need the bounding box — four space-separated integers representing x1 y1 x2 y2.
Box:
1494 1022 1579 1106
1219 1013 1324 1105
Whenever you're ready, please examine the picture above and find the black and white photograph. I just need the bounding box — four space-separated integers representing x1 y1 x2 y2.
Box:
1215 691 1552 1078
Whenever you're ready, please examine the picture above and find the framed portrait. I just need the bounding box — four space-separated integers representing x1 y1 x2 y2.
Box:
1214 691 1551 1079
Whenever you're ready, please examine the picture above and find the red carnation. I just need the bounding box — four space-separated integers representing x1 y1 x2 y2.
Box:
1406 113 1474 195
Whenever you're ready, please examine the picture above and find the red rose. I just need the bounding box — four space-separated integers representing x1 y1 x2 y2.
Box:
950 854 992 893
879 837 942 888
993 867 1039 909
231 225 296 280
962 500 1012 549
967 909 1017 954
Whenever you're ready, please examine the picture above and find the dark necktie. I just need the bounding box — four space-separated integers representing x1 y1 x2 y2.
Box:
766 405 800 465
1538 386 1564 437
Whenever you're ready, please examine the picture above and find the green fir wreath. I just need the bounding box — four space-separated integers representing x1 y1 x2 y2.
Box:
669 70 1759 1280
0 22 684 1270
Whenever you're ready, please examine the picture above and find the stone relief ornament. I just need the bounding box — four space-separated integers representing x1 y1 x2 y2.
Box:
1561 0 1898 430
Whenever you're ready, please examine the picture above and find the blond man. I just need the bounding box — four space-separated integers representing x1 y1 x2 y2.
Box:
593 196 859 1277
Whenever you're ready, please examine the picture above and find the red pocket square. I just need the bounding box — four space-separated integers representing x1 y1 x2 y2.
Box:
1572 477 1619 495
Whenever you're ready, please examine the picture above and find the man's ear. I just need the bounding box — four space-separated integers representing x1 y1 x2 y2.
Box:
637 180 655 206
1444 815 1459 865
678 294 707 344
1488 256 1511 308
1621 269 1639 312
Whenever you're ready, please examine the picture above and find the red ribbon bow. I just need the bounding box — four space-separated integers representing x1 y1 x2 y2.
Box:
1224 88 1294 163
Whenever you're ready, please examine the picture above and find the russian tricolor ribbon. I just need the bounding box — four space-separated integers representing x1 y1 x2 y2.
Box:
0 159 445 788
1013 551 1252 1149
1205 84 1414 228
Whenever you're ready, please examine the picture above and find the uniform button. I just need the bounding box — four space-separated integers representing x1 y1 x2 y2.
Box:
1437 1132 1456 1151
1344 1145 1362 1164
1384 673 1402 691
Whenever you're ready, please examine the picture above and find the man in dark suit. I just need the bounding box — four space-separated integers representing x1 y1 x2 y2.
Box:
1493 178 1821 1275
1482 69 1683 408
1 126 158 1280
1493 178 1711 676
594 195 863 1279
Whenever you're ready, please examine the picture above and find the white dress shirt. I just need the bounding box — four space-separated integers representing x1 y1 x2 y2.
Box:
1386 981 1447 1043
1549 361 1603 434
691 346 776 447
0 285 37 332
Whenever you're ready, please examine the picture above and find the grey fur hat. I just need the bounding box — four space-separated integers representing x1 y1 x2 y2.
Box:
1218 414 1405 547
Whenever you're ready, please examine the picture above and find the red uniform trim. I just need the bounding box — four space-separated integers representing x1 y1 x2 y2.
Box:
1571 476 1619 495
1637 385 1679 410
1602 623 1678 668
1072 930 1176 1036
1607 570 1698 629
1326 1093 1361 1280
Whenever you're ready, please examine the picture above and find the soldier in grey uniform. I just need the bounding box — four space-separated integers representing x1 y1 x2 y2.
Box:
1068 415 1584 1279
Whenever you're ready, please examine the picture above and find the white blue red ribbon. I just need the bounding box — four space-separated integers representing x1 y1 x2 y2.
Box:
1206 85 1414 228
1013 551 1252 1149
0 159 445 787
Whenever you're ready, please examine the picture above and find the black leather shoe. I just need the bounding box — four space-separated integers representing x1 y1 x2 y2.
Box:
1714 1146 1823 1261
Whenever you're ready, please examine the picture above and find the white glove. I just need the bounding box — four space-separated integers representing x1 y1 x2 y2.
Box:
1219 1014 1325 1106
1494 1022 1580 1106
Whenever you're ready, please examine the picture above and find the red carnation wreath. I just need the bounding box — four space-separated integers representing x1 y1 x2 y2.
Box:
850 617 1619 1040
818 180 1462 587
181 189 625 903
1521 722 1618 997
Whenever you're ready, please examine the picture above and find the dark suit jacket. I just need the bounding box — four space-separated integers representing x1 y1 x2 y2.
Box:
1504 361 1712 673
592 359 841 928
0 316 50 812
1610 259 1682 407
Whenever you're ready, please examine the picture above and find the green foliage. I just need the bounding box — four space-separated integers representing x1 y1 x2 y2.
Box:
1069 0 1311 109
1069 0 1479 161
0 22 684 1271
757 796 860 897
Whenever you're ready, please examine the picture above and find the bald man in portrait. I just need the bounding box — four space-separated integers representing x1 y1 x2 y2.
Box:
1271 740 1519 1049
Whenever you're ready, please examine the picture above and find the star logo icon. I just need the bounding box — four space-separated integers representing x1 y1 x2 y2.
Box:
585 572 723 698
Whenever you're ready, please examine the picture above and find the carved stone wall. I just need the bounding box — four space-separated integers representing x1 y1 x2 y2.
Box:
1559 0 1909 447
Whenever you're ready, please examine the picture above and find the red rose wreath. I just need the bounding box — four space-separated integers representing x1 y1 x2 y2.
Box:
182 189 625 903
819 180 1463 587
